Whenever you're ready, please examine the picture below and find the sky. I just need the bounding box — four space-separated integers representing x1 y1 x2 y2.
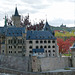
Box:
0 0 75 27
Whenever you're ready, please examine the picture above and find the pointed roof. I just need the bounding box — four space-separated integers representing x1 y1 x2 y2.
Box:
43 20 52 33
14 7 20 16
4 15 7 27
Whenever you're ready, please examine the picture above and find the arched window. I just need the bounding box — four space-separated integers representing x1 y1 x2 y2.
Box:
29 41 32 44
29 46 32 49
48 40 51 43
52 45 55 48
44 40 47 43
40 46 43 48
52 40 55 43
36 46 39 49
48 50 51 52
40 40 43 43
36 40 39 43
44 45 47 48
53 50 55 52
48 45 51 48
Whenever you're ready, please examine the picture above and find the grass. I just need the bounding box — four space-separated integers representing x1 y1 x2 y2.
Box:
63 54 71 56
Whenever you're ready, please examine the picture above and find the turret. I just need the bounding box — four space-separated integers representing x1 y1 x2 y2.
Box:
4 15 7 27
12 7 21 27
70 43 75 67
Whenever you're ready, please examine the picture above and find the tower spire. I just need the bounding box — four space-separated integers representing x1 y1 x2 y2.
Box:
14 6 19 16
4 15 7 27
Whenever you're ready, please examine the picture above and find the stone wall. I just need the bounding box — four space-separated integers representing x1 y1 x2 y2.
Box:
0 55 71 72
38 57 71 71
0 55 31 72
0 67 75 75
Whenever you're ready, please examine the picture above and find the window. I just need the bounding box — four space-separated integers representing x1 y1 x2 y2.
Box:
9 46 10 49
44 45 47 48
29 46 32 49
44 40 47 43
53 50 55 52
45 50 47 53
40 46 43 48
18 46 22 49
14 46 16 48
28 36 30 39
40 40 43 43
53 54 55 56
29 41 32 44
48 50 51 52
29 51 32 53
8 40 11 44
14 40 16 43
2 50 4 53
52 40 55 43
52 45 55 48
18 51 22 53
11 51 12 53
11 46 12 49
23 46 25 49
49 54 50 56
20 39 22 43
14 51 16 53
33 60 35 62
36 46 39 49
9 51 10 53
48 46 51 48
18 39 22 44
11 40 12 43
36 40 39 43
48 40 51 43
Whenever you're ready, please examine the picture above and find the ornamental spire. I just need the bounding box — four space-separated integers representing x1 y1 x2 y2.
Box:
14 6 19 16
4 15 7 27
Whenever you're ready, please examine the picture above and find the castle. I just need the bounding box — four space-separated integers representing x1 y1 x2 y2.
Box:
0 7 59 58
0 7 75 72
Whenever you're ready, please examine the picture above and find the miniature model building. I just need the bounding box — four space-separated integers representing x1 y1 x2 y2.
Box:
0 7 59 57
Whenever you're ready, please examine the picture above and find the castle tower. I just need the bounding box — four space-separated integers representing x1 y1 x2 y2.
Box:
32 54 38 72
70 43 75 67
12 7 21 27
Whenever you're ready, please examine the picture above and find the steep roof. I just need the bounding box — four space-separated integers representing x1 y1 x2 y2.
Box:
26 21 56 40
6 27 25 37
26 30 56 40
14 7 20 16
43 20 52 33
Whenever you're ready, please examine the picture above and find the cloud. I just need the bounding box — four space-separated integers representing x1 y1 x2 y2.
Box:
49 18 74 27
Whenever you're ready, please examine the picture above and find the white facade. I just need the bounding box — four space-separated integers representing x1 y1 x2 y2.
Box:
26 39 58 57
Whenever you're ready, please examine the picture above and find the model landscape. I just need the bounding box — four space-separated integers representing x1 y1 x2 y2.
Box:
0 7 75 75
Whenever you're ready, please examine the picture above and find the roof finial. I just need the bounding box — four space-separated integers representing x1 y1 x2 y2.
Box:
16 4 17 8
14 4 19 16
45 14 47 22
4 15 7 27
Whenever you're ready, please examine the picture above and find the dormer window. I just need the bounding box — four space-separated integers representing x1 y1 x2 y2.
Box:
28 36 30 38
46 27 48 30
